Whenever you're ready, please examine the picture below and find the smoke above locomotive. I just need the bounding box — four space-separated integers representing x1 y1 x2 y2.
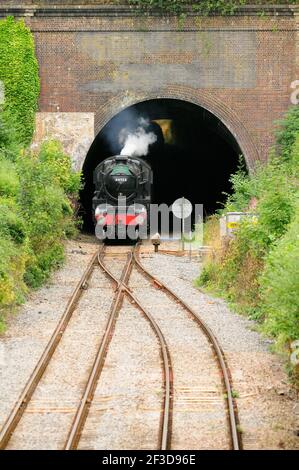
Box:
99 109 164 160
119 118 157 158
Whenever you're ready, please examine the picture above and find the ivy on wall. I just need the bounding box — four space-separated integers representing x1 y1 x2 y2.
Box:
128 0 243 15
127 0 298 15
0 16 40 146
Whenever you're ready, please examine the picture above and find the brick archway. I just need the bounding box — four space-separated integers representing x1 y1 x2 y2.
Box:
93 88 260 171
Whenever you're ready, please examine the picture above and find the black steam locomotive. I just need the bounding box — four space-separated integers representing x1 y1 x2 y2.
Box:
92 155 152 239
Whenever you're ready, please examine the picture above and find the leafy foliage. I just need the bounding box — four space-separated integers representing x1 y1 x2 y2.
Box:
38 140 82 195
276 106 299 163
222 162 255 213
0 16 39 145
0 156 20 198
260 201 299 346
127 0 298 15
128 0 246 15
198 107 299 380
0 118 81 330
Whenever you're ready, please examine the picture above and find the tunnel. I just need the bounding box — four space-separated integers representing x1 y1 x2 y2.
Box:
80 98 245 232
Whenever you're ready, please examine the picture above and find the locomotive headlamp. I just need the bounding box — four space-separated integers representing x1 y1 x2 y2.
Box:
135 207 146 213
95 206 107 223
134 206 147 225
135 214 146 225
95 206 106 215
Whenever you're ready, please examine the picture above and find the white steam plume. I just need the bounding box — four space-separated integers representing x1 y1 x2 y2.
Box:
119 119 157 157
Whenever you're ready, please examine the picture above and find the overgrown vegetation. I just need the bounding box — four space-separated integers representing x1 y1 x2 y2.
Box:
198 107 299 382
128 0 298 16
0 17 39 146
128 0 244 15
0 17 81 332
0 129 81 331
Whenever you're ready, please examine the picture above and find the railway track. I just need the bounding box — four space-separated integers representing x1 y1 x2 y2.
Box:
0 244 171 450
0 242 241 450
0 249 99 450
132 246 242 451
66 244 172 450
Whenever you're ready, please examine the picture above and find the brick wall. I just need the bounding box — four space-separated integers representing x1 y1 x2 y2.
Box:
1 4 298 168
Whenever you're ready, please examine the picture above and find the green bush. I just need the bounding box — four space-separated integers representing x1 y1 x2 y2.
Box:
0 16 39 145
24 242 65 289
0 203 26 246
39 140 82 195
260 202 299 346
0 111 21 165
0 237 21 305
0 156 19 197
0 200 28 331
15 143 81 289
0 130 81 328
276 106 299 163
223 164 253 213
199 107 299 378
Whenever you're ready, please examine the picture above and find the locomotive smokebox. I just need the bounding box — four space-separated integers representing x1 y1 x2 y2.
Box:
104 156 136 200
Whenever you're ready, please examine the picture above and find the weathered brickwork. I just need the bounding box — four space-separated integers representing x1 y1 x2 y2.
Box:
1 4 298 168
32 112 94 171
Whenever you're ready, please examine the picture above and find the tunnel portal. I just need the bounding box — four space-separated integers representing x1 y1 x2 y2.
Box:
81 99 244 231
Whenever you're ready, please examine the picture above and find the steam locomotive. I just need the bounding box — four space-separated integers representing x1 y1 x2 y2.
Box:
92 155 153 239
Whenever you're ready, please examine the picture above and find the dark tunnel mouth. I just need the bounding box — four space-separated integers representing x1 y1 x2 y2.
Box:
79 98 246 232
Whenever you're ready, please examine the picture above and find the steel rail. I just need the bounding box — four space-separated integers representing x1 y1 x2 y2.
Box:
134 247 242 451
64 245 134 450
0 248 101 450
95 244 173 451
